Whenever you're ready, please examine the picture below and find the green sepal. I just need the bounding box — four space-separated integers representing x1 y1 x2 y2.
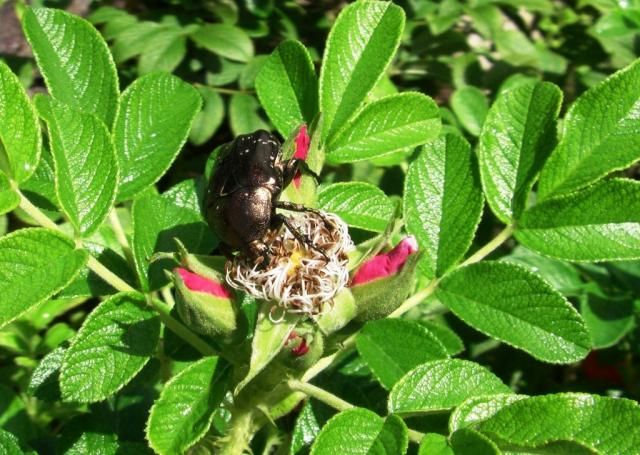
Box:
174 238 226 280
352 252 422 322
278 326 324 371
315 288 357 335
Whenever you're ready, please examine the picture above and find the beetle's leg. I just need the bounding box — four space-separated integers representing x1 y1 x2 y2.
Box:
218 242 235 260
274 214 330 261
275 200 333 227
246 240 270 268
282 159 320 186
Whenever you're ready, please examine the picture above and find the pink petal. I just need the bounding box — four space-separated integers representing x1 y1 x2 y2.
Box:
351 236 418 286
293 125 310 188
176 267 232 298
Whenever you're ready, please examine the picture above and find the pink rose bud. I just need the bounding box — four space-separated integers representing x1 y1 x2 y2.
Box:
351 236 419 286
286 331 310 357
176 267 231 298
293 125 310 188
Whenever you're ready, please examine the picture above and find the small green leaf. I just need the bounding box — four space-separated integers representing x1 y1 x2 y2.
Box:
0 172 19 215
190 24 254 62
325 92 440 163
132 193 215 291
478 81 562 222
256 40 318 137
22 7 119 127
419 321 464 356
450 428 500 455
319 1 405 142
450 86 488 136
60 292 159 402
516 178 640 261
138 26 186 75
290 401 326 454
478 393 640 454
189 87 224 146
0 62 41 183
234 305 299 394
113 72 201 201
538 59 640 198
436 262 591 363
35 97 118 236
388 359 511 415
581 293 635 349
0 228 88 329
229 93 269 136
449 394 527 432
147 357 230 455
28 345 66 402
311 409 408 455
356 319 449 389
404 134 484 279
419 433 453 455
0 429 23 455
317 182 394 233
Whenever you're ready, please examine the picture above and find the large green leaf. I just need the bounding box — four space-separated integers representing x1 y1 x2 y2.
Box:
478 393 640 454
0 172 19 216
538 59 640 198
60 292 159 403
388 359 511 415
436 262 591 363
35 97 118 236
0 228 87 329
311 409 408 455
404 134 484 279
255 40 318 137
325 92 440 163
22 7 119 127
478 81 562 222
356 319 449 389
0 62 41 184
113 72 201 200
317 182 394 233
319 1 405 142
190 24 254 62
147 357 229 455
516 178 640 261
131 193 215 291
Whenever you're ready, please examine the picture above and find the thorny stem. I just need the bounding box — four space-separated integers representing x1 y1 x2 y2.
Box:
16 188 216 357
287 379 424 444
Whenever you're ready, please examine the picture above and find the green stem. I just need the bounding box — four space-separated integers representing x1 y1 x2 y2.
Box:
460 225 514 267
108 208 135 266
220 407 254 455
389 278 438 318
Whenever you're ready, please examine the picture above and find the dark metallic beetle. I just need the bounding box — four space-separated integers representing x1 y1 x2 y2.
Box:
206 130 325 265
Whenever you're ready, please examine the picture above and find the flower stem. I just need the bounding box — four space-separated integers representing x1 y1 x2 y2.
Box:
460 225 514 267
220 407 254 455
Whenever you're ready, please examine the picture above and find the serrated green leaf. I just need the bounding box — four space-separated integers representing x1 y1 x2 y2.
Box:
20 149 58 213
311 409 408 455
516 178 640 261
0 228 87 329
325 92 441 163
290 401 325 455
60 292 159 403
0 62 41 184
419 321 465 356
234 305 299 394
189 87 224 146
538 59 640 198
0 429 23 455
450 86 488 136
581 293 635 348
477 393 640 454
436 262 591 363
147 357 230 455
450 428 500 454
449 394 527 432
256 40 318 137
132 193 215 291
229 93 269 136
58 411 119 455
22 7 119 127
404 134 484 279
478 81 562 222
317 182 394 233
138 26 186 75
388 359 511 415
28 345 65 402
0 172 19 215
35 97 118 236
190 24 254 62
113 72 201 201
356 319 449 390
319 1 405 142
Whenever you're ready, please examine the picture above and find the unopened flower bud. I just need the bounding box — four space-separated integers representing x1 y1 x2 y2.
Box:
293 124 310 188
351 237 421 321
173 266 238 337
279 330 324 371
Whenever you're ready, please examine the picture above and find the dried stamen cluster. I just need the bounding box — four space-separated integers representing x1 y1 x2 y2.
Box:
225 212 353 316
